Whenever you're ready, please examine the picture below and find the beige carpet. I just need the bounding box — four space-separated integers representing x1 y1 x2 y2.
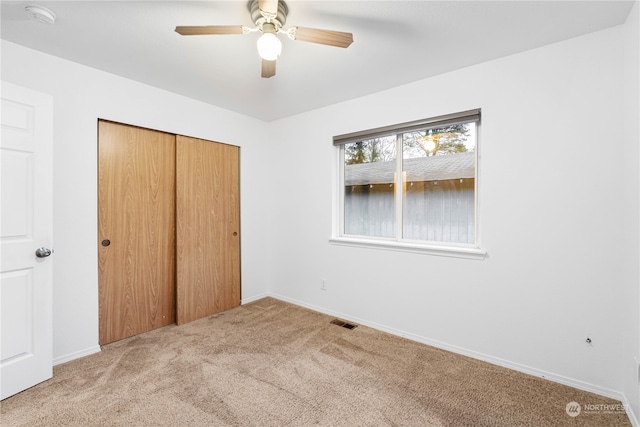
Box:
0 297 632 426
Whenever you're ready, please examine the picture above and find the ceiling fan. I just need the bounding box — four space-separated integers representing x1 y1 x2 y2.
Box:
175 0 354 78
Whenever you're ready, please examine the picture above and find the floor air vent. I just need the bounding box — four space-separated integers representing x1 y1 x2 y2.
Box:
330 319 357 330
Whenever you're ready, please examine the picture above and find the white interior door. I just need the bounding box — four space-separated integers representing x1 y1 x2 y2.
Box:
0 82 53 399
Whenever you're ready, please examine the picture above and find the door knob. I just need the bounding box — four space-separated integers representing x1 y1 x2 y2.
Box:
35 247 52 258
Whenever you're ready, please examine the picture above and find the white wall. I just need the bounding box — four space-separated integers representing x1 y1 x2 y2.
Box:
622 1 640 422
1 41 273 362
268 21 639 416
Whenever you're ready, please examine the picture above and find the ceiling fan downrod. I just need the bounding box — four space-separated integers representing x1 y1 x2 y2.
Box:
249 0 288 31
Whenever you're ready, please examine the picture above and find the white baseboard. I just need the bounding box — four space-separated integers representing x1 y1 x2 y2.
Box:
624 397 640 427
241 292 270 305
267 292 638 425
53 345 101 366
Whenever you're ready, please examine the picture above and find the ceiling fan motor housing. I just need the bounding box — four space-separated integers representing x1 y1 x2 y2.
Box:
248 0 288 29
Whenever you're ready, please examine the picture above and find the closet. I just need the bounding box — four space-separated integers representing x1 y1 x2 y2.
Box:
97 121 240 345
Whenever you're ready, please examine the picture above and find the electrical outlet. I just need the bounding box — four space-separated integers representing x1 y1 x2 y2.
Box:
635 357 640 383
321 278 327 291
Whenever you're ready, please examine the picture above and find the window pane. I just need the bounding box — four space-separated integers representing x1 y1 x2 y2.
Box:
344 136 397 237
402 123 476 243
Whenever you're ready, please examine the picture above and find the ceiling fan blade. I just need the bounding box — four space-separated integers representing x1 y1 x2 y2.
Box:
292 27 353 48
175 26 244 36
259 0 278 16
261 59 276 78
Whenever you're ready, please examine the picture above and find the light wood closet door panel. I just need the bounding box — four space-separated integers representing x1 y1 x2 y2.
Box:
176 135 240 325
98 121 176 345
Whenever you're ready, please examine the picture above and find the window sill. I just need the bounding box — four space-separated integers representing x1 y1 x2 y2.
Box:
329 237 487 260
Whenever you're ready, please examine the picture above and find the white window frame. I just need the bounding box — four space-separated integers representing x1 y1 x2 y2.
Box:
330 110 486 260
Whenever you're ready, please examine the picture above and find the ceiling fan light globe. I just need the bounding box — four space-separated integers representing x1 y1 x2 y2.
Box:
257 33 282 61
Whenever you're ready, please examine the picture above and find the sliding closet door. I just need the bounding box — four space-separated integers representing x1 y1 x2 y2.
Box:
98 121 176 345
176 135 240 325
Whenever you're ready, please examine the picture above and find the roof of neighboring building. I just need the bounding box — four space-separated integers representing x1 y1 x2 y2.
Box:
345 151 475 186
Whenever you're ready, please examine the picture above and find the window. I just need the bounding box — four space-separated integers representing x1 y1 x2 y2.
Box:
332 109 485 259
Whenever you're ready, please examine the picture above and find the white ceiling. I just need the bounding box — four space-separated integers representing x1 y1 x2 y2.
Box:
1 1 635 121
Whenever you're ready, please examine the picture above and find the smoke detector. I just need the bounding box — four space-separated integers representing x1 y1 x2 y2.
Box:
25 5 56 25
